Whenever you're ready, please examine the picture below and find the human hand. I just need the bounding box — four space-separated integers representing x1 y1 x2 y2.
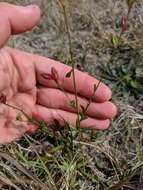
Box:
0 3 117 144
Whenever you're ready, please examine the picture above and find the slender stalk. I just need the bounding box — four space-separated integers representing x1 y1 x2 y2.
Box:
4 103 39 126
84 80 101 114
61 3 80 128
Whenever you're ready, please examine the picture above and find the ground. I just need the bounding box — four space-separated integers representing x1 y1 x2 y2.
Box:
0 0 143 189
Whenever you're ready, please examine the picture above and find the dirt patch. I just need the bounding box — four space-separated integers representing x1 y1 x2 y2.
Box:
1 0 143 189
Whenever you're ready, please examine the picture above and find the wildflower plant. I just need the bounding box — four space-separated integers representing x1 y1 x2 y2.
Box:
111 0 137 48
0 1 142 190
0 0 101 149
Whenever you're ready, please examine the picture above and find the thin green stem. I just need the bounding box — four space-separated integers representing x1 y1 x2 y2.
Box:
4 103 39 126
84 80 101 114
62 4 80 128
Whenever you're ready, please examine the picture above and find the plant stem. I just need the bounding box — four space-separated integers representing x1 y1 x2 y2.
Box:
5 103 39 126
84 80 101 114
62 4 80 128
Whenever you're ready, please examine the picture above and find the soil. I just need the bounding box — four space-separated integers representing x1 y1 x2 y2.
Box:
2 0 143 189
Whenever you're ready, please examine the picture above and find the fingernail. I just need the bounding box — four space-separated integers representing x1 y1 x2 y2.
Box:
23 4 39 11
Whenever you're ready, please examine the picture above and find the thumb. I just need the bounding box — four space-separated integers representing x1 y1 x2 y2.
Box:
0 3 40 47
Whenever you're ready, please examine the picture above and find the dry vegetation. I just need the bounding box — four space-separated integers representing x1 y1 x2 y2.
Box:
0 0 143 189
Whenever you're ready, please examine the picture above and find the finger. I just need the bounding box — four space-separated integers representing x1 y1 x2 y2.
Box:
6 48 112 102
35 59 112 103
34 105 110 130
37 87 117 119
0 3 40 47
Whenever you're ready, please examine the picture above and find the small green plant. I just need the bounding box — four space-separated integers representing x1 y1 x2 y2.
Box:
111 0 137 48
0 1 101 163
1 1 142 189
101 57 143 96
104 0 143 96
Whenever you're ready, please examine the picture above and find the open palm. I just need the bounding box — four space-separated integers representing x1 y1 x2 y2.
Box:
0 3 117 144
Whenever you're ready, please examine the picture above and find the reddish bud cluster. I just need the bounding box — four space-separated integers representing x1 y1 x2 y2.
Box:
121 15 128 33
41 67 59 82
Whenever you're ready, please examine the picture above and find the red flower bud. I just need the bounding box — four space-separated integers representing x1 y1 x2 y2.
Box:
41 67 59 82
51 67 59 82
121 15 128 33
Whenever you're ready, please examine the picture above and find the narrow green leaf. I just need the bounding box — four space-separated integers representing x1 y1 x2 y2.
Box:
130 80 138 89
126 0 136 7
65 69 73 78
111 34 121 48
69 100 76 109
126 0 137 11
16 113 22 121
80 105 86 112
79 112 88 121
94 84 97 92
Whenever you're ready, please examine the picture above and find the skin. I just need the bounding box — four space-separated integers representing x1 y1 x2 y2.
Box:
0 3 117 144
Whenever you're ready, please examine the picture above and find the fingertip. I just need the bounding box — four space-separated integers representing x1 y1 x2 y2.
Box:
103 101 118 119
1 3 41 34
110 103 118 118
96 84 112 102
91 119 110 130
14 4 41 33
102 84 112 101
26 4 41 20
101 119 110 130
104 86 112 101
81 118 110 130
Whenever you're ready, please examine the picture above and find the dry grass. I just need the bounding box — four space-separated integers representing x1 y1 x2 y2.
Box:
0 0 143 189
